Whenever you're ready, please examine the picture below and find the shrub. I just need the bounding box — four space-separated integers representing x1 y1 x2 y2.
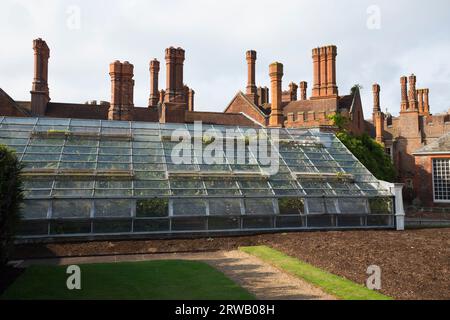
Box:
0 145 24 265
328 113 396 182
336 131 396 182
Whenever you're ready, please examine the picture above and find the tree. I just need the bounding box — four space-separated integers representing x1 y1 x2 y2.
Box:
0 145 24 265
328 114 396 182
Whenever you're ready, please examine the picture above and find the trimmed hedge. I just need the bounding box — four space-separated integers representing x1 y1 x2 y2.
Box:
0 145 23 265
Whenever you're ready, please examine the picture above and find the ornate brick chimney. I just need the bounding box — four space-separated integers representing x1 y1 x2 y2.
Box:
408 74 418 111
269 62 284 127
319 47 327 97
120 61 134 121
257 86 269 105
31 38 50 116
108 60 134 121
326 45 338 96
149 59 160 107
400 76 409 112
159 89 165 104
246 50 258 104
312 48 321 98
165 47 185 102
372 83 384 143
311 45 338 99
188 88 195 111
423 89 430 116
372 84 381 114
109 61 122 120
289 82 298 101
417 89 424 114
300 81 307 100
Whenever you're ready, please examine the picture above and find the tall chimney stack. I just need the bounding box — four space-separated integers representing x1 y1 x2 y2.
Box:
312 45 338 98
417 89 424 114
149 59 160 107
299 81 307 100
372 84 381 114
408 74 418 111
175 47 185 101
326 45 338 96
165 47 185 103
108 60 134 121
120 61 134 121
312 48 321 98
288 82 298 101
188 89 195 111
246 50 257 104
423 89 430 115
269 62 284 127
372 84 384 143
31 38 50 116
319 47 328 97
159 89 165 104
109 61 122 120
400 76 409 112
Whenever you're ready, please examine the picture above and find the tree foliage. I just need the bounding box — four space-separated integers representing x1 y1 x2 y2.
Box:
0 145 23 265
329 114 396 182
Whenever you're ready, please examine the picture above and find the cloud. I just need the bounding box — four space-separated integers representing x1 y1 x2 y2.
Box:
0 0 449 117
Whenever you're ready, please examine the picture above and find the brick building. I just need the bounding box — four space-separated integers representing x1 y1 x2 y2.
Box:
0 38 449 207
368 76 450 207
412 133 450 206
224 46 366 135
0 39 256 127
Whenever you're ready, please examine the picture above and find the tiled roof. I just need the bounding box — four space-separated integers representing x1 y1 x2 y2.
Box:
413 132 450 155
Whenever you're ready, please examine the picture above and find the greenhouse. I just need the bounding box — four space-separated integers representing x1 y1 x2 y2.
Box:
0 116 402 239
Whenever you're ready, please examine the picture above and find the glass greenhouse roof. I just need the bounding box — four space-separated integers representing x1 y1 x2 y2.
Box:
0 116 396 237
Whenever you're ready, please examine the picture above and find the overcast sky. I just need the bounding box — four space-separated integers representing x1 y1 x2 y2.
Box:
1 0 449 118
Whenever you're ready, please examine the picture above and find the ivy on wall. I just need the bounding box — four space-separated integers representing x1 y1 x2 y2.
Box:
328 114 396 182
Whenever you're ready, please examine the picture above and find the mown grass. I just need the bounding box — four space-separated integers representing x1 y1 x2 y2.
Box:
240 246 392 300
2 260 255 300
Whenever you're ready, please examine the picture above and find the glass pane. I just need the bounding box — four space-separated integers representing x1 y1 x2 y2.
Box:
21 200 49 219
306 199 325 214
172 199 207 216
172 217 206 231
278 198 305 214
134 219 169 232
369 198 393 214
339 198 368 214
244 199 274 215
136 199 169 217
52 200 91 218
208 217 240 230
93 220 132 233
95 200 132 217
50 221 91 235
209 199 241 215
242 216 273 229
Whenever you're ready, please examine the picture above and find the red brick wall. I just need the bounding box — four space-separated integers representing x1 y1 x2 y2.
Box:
225 94 267 126
414 155 450 207
0 89 28 117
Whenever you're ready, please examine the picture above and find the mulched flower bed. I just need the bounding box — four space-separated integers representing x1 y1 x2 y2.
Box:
11 228 450 300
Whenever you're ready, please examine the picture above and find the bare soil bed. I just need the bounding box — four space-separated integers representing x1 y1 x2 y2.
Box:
12 228 450 300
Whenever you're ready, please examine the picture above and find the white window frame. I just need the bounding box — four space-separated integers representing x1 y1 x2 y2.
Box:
432 158 450 203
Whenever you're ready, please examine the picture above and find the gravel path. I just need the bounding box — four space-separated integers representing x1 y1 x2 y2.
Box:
17 250 335 300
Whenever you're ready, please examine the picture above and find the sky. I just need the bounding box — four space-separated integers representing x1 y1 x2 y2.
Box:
1 0 449 118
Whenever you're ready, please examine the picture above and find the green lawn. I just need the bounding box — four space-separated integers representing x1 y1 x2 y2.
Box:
1 260 255 300
240 246 392 300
